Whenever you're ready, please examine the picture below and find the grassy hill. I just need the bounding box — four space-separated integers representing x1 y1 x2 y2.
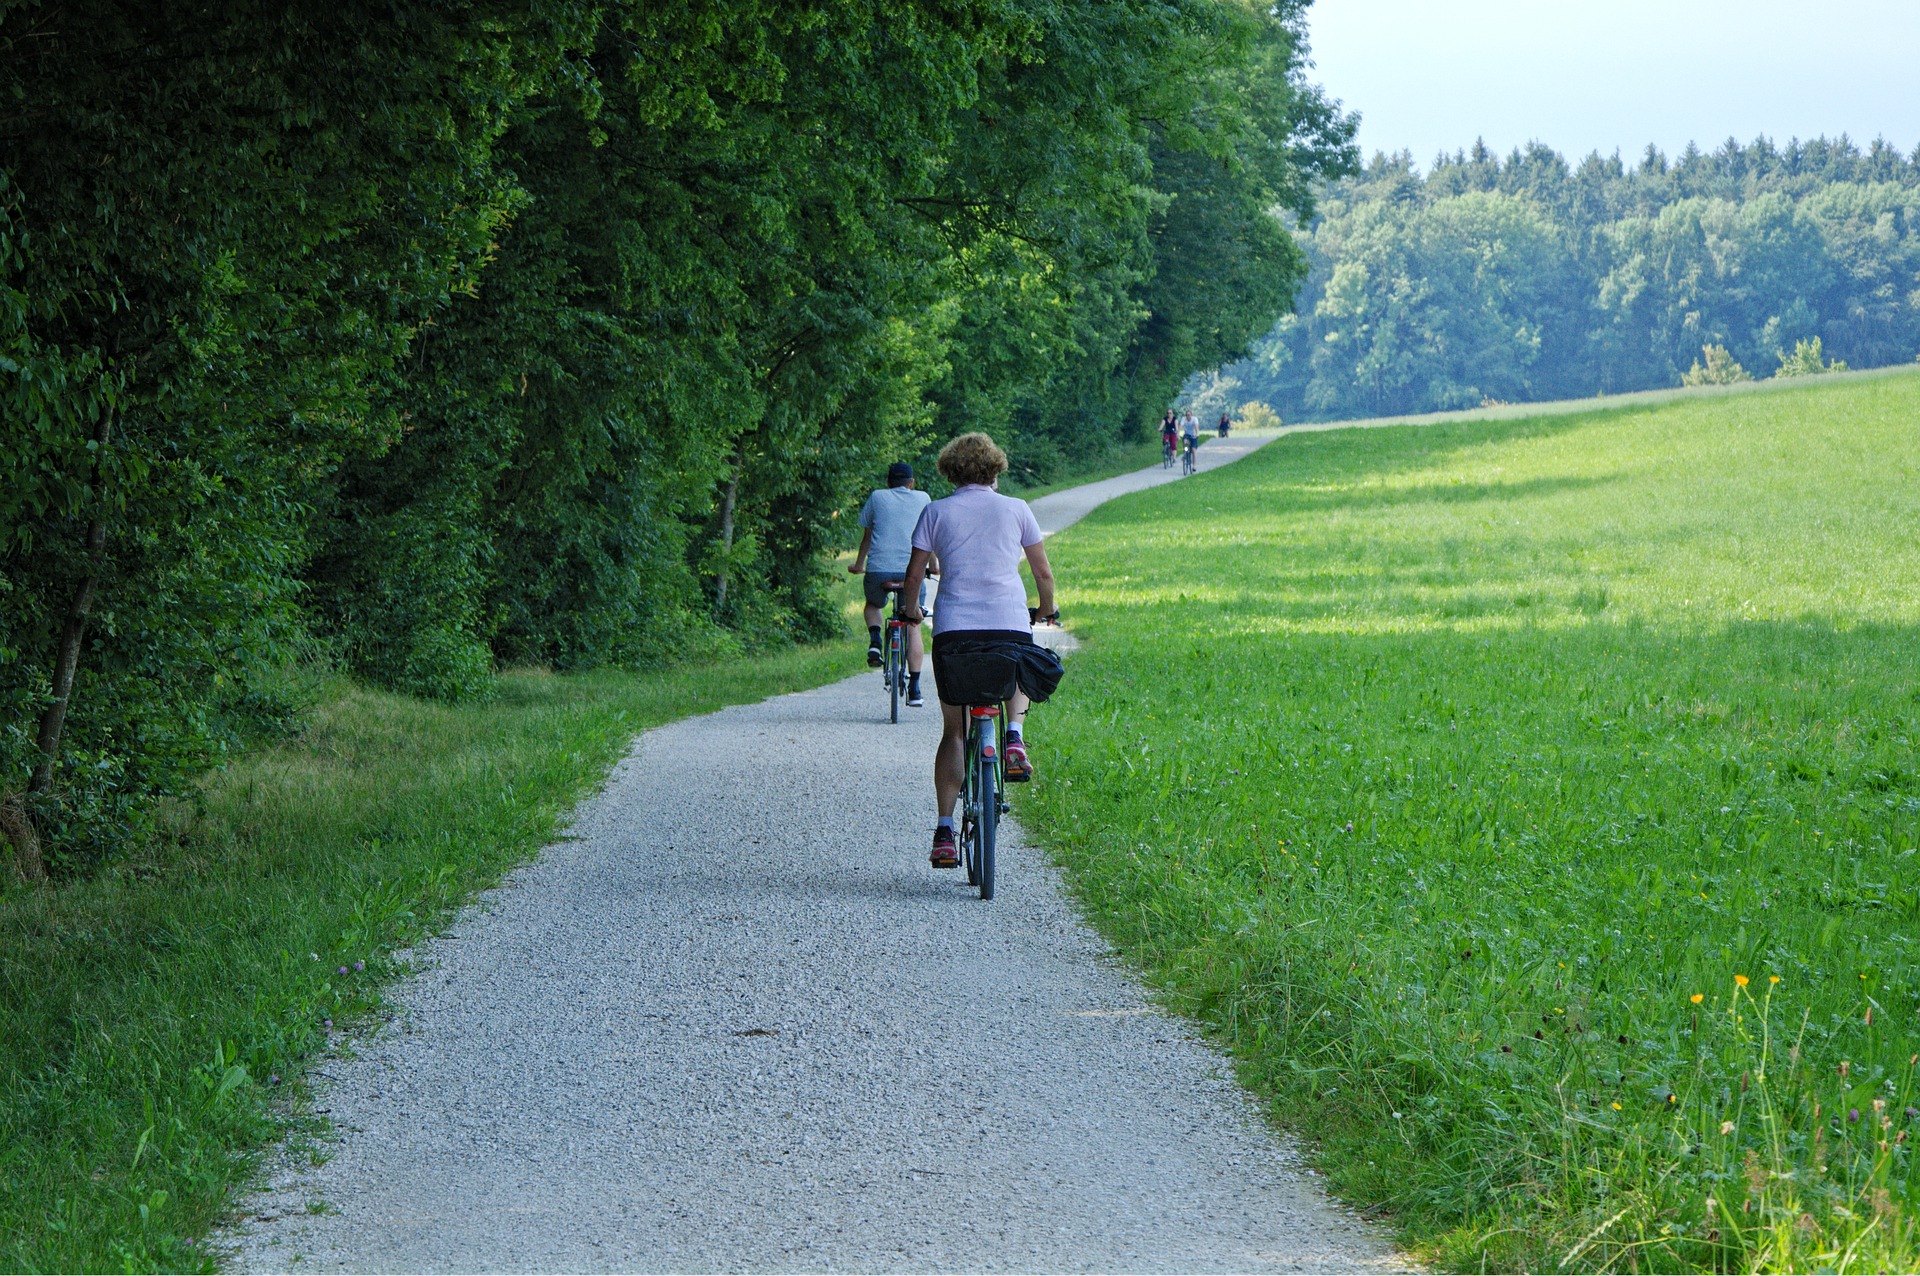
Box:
1025 368 1920 1272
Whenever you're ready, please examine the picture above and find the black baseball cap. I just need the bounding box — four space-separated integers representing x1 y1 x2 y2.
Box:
887 462 913 484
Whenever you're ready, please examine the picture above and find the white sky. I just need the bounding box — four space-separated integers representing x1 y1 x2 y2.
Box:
1303 0 1920 170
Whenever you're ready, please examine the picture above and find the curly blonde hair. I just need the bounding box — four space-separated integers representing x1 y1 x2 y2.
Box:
937 432 1009 487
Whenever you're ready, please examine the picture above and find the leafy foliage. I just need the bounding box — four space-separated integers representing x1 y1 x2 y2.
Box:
1682 343 1754 386
1 0 1353 872
1225 135 1920 420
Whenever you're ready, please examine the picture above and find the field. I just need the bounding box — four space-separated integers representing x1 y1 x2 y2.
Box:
1025 369 1920 1271
0 648 852 1272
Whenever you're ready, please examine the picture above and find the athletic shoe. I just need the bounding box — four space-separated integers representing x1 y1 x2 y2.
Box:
866 644 883 668
906 683 924 707
931 827 960 868
1003 738 1033 783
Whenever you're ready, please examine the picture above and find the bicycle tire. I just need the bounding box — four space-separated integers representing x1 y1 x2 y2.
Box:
976 744 998 901
956 717 975 886
961 726 980 886
887 625 903 723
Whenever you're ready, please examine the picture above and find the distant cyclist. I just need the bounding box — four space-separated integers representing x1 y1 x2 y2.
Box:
1159 412 1179 462
1180 412 1200 461
899 433 1060 869
849 461 932 706
1217 411 1232 438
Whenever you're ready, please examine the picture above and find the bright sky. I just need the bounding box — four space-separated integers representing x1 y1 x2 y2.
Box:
1304 0 1920 170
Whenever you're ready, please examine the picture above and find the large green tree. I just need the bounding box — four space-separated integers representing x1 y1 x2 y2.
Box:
1 0 579 873
4 0 1356 873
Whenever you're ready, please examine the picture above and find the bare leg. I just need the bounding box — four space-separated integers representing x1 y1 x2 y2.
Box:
863 603 882 630
906 620 924 672
1007 690 1031 733
936 703 967 820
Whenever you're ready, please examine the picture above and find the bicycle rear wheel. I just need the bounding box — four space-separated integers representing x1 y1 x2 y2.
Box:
976 748 997 901
961 729 980 886
963 810 980 887
887 625 903 722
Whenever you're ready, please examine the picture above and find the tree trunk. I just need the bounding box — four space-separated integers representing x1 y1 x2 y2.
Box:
16 418 112 880
712 466 739 615
0 794 43 883
29 550 102 797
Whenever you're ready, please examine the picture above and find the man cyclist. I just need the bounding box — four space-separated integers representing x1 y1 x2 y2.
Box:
899 433 1059 869
848 461 932 706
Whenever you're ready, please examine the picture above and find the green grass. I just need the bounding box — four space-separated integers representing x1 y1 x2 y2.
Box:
1024 367 1920 1271
0 645 854 1272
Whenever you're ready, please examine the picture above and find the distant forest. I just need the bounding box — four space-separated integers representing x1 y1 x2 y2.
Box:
1198 135 1920 421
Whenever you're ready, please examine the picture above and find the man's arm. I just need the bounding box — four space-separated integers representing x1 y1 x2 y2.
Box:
899 547 933 621
847 527 873 574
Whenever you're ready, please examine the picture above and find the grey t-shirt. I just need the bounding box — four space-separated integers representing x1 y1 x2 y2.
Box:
857 486 932 576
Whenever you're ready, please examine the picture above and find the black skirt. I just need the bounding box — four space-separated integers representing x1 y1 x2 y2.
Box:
930 630 1065 707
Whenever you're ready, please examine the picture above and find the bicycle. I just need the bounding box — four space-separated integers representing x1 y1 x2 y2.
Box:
954 607 1058 901
1180 436 1197 475
1161 437 1177 469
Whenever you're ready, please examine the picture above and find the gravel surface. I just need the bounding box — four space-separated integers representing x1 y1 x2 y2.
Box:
225 441 1398 1274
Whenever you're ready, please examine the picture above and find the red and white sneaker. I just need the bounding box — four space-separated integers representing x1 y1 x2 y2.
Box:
931 827 960 868
1003 737 1033 783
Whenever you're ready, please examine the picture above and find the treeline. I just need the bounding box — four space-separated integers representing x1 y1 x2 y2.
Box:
1206 134 1920 420
0 1 1353 875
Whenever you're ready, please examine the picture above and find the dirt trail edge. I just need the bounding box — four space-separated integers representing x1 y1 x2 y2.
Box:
228 432 1401 1273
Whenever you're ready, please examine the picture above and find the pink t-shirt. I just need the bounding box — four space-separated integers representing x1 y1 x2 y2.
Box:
912 485 1043 635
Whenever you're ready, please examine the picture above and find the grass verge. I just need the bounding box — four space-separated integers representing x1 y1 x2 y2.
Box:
1002 434 1167 500
1023 367 1920 1271
0 645 853 1272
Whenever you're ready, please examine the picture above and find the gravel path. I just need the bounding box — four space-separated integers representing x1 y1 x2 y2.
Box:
1026 428 1277 537
226 437 1397 1274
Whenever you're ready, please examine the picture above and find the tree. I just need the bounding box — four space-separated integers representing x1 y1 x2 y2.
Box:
1682 344 1754 385
1774 336 1849 377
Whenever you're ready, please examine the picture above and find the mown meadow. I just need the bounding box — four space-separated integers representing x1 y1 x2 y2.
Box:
0 647 851 1272
1026 367 1920 1271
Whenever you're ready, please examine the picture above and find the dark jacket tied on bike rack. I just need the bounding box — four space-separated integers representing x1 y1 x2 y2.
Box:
932 637 1066 707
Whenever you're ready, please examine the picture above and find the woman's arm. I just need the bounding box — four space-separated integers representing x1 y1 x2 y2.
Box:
899 547 933 621
1024 541 1056 619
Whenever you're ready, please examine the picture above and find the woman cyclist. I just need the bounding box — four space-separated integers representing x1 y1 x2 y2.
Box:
899 433 1058 869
